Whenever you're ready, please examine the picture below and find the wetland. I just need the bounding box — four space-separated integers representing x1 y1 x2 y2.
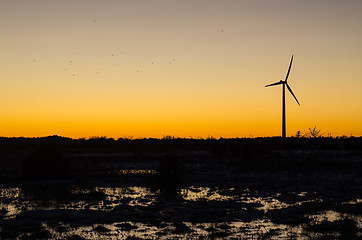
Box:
0 137 361 239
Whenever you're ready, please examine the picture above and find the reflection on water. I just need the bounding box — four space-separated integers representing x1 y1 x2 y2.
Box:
43 220 308 239
48 222 162 240
117 169 157 175
94 186 157 207
0 188 22 199
0 188 23 219
181 186 233 201
1 184 361 239
309 210 341 222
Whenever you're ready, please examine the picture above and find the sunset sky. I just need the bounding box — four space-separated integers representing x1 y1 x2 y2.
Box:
1 0 362 138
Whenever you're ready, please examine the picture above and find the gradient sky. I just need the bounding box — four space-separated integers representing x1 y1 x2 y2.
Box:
1 0 362 138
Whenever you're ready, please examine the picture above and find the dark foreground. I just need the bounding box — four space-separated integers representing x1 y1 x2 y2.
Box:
0 137 361 239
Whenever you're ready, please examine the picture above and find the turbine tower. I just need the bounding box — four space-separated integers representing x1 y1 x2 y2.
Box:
265 55 300 138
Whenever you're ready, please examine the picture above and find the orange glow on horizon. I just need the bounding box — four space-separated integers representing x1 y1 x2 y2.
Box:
1 1 362 139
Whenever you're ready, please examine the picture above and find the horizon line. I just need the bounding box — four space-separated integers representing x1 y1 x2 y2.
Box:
0 134 360 140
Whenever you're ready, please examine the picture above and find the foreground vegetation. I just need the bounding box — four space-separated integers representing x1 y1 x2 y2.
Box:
0 136 361 239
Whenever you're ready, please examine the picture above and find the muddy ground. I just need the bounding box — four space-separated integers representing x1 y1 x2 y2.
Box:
0 137 361 239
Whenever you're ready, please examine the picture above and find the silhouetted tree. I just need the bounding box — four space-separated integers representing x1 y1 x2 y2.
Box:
304 126 323 138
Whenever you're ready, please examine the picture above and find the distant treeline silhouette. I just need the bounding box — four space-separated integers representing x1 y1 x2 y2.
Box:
0 135 362 151
0 135 360 193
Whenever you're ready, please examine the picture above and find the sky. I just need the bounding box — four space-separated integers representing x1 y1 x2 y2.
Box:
1 0 362 138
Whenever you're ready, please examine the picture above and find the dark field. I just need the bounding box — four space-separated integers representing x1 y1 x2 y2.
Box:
0 136 361 239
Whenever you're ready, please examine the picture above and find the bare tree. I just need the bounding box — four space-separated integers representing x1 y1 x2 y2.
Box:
304 126 323 138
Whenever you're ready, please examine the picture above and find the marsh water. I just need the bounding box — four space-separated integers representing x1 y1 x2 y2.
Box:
0 138 361 239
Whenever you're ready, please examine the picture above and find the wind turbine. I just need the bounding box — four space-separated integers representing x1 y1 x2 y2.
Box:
265 55 300 138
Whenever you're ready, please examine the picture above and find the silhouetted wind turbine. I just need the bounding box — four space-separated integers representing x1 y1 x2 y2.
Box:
265 55 300 138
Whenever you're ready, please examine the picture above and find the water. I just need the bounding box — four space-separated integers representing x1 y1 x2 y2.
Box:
1 184 361 239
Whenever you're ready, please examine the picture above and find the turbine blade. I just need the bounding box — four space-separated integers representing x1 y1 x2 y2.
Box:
265 81 283 87
285 55 293 82
286 83 300 105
